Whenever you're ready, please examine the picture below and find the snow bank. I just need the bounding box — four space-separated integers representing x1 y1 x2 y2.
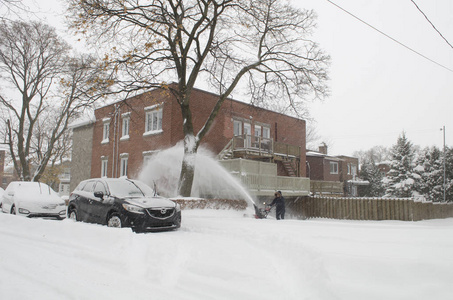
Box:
0 211 452 299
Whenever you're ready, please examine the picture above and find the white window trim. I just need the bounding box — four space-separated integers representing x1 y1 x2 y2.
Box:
120 155 128 177
102 118 110 144
233 119 242 136
254 125 262 137
144 104 161 111
330 162 339 174
262 126 271 139
101 157 108 178
144 105 163 136
121 115 130 141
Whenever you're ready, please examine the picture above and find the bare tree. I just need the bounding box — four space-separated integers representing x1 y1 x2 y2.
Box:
0 20 107 181
0 0 26 21
67 0 330 196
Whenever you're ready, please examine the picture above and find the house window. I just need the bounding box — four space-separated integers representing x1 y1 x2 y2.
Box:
101 158 108 177
102 118 110 144
144 105 163 135
330 162 338 174
262 127 270 139
351 164 357 176
233 120 242 136
347 164 351 175
121 113 130 139
243 123 251 148
120 155 128 177
254 125 261 137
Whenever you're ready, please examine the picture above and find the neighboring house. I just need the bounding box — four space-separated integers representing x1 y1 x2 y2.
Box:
306 144 365 197
377 161 391 175
71 85 309 197
69 117 95 192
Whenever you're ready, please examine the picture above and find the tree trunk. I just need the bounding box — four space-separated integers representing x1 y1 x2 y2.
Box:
177 95 199 197
178 147 196 197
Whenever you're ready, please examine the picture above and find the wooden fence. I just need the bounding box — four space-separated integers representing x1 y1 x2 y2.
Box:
286 196 453 221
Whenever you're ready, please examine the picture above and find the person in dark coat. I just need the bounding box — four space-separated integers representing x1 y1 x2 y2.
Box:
269 191 285 220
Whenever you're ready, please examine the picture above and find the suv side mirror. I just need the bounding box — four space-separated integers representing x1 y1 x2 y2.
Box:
94 191 104 200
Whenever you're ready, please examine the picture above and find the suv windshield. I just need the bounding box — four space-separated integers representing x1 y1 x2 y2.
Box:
108 180 146 198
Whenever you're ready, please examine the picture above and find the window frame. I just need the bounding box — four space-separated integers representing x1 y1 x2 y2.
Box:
254 125 261 137
262 126 271 139
101 158 108 178
121 113 130 140
144 105 163 136
233 119 242 136
120 155 128 177
101 118 110 144
330 161 339 174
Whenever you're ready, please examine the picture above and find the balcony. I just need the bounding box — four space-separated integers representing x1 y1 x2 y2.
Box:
219 135 301 161
219 159 310 197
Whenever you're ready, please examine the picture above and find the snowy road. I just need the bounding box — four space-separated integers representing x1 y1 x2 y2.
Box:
0 209 452 300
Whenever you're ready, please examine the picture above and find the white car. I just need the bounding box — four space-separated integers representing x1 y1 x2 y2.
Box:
1 181 66 220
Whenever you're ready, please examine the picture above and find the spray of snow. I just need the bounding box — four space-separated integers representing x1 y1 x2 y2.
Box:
138 143 256 206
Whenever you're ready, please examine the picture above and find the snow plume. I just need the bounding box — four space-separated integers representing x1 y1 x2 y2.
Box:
138 143 256 205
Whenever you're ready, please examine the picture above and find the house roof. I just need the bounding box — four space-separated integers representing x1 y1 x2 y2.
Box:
69 113 96 129
306 151 343 161
94 84 306 123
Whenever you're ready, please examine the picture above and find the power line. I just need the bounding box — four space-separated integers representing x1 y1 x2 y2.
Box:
324 0 453 73
410 0 453 50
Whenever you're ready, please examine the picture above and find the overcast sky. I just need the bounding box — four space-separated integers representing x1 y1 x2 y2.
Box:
3 0 453 156
292 0 453 155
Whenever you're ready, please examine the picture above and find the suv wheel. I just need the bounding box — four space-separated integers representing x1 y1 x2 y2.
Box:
68 209 78 221
107 213 122 228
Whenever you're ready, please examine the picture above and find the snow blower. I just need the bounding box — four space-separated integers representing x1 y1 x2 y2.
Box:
254 204 271 219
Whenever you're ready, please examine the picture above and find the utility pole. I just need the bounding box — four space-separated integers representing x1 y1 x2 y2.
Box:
442 126 446 202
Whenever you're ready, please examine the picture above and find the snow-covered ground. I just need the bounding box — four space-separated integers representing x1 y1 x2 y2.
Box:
1 209 452 300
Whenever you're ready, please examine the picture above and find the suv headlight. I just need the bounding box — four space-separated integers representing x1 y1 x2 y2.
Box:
122 203 145 214
175 203 181 212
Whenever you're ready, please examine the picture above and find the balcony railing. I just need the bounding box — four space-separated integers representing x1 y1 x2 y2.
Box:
219 159 310 197
231 135 301 158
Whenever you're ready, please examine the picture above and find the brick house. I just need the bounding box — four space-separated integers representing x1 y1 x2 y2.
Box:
306 144 364 196
71 86 308 196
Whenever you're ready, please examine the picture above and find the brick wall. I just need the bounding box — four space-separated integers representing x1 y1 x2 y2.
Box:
90 86 306 180
306 155 324 180
337 155 359 182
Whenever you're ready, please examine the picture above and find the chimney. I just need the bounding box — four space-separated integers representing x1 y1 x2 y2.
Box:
319 143 328 155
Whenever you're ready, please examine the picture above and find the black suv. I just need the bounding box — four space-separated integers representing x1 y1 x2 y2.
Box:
68 178 181 232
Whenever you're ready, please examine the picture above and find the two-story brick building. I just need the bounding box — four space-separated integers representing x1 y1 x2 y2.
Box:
71 86 309 197
306 144 364 196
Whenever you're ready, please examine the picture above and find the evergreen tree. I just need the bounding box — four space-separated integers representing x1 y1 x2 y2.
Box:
414 147 443 201
358 158 385 197
384 132 418 198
